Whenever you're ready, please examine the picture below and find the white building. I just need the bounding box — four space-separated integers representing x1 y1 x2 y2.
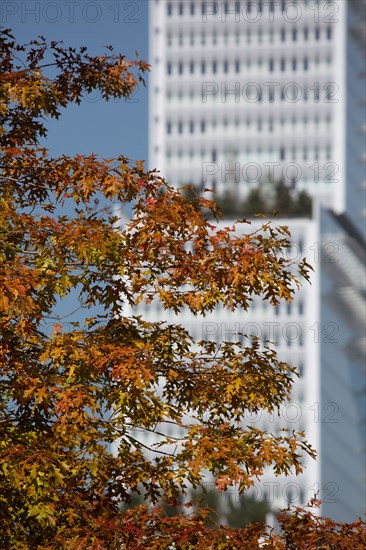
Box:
143 0 365 522
149 0 365 235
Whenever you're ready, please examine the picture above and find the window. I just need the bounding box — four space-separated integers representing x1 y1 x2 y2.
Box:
292 58 297 71
327 26 332 40
167 121 171 134
178 62 183 75
304 57 308 71
212 60 217 73
315 27 320 40
178 2 183 15
201 61 206 74
212 149 217 162
299 302 304 315
190 2 195 15
224 60 229 73
201 120 206 133
292 29 297 41
235 59 240 73
281 58 285 71
167 62 172 75
269 59 274 72
201 32 206 45
190 61 194 74
280 147 285 160
281 29 286 42
167 33 172 46
189 121 194 133
178 121 183 134
304 27 308 41
190 32 194 46
167 2 172 16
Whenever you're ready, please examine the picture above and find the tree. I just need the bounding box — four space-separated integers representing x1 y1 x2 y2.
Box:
0 30 364 548
216 185 312 219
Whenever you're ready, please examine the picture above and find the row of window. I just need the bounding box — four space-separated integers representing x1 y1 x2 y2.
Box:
167 1 330 17
166 146 333 162
166 117 332 135
166 26 332 46
208 330 305 347
167 55 331 76
136 296 304 316
165 86 334 103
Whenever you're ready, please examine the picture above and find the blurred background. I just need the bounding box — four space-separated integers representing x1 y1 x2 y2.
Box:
5 0 365 526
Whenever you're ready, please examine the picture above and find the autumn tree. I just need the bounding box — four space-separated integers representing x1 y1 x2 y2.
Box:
0 30 364 549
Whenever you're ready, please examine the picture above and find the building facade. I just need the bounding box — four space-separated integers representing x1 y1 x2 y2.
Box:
145 0 365 522
149 0 365 234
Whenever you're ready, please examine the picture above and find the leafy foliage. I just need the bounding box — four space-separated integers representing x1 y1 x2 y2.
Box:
0 29 364 548
117 499 366 549
215 184 313 219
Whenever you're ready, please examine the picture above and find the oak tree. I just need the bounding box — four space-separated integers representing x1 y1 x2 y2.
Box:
0 29 364 549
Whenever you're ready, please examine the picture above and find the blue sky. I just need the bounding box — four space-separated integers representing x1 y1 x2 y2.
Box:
3 0 149 161
1 1 149 324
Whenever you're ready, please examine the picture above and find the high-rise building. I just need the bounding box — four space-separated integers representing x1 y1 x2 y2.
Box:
149 0 365 235
142 0 365 522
